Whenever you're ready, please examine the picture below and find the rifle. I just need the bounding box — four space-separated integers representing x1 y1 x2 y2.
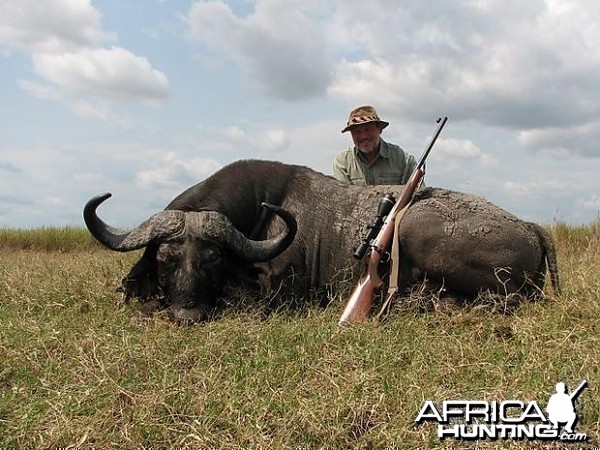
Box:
569 379 588 401
338 116 448 326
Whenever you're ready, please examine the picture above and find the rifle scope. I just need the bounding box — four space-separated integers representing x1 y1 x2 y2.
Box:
353 194 396 260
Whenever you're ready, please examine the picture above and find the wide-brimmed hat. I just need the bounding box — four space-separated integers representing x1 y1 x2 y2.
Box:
341 105 389 133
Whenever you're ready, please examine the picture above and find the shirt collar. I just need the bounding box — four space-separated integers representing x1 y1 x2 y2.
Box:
354 139 390 161
378 139 391 158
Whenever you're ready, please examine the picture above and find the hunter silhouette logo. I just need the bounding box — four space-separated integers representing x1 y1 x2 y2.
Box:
547 379 587 434
416 379 589 442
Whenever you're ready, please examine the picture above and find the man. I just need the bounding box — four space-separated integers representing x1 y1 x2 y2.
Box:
547 382 578 433
333 105 418 185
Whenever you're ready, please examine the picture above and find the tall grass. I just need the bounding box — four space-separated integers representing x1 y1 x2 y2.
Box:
0 223 598 449
0 226 101 251
551 219 599 256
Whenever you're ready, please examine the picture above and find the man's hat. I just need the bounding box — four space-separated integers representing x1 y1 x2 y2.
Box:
341 105 389 133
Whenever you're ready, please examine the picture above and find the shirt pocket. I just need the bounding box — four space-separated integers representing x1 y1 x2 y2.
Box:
349 176 367 186
376 172 403 184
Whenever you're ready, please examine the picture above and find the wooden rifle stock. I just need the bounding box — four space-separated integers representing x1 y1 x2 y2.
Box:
338 117 447 326
338 169 424 325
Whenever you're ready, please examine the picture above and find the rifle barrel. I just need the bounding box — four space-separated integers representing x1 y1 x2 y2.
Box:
416 116 447 170
569 379 588 400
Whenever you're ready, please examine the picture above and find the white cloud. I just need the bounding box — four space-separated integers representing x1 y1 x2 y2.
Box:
0 0 112 53
480 153 499 168
418 135 499 175
0 161 22 174
427 138 482 160
255 117 349 174
226 126 247 140
69 100 132 128
501 164 597 200
1 0 168 112
327 0 600 139
32 46 168 103
185 0 332 99
578 194 600 212
136 152 222 190
431 137 499 172
69 100 111 120
518 122 600 158
0 143 225 227
328 59 404 108
17 79 62 100
503 180 548 197
225 125 290 153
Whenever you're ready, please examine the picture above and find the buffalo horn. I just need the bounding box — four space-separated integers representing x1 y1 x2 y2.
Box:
83 193 186 252
184 202 297 262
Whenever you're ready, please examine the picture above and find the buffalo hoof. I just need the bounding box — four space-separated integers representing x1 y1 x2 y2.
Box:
167 304 211 324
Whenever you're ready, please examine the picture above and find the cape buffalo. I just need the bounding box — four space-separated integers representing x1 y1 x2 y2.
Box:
84 159 560 323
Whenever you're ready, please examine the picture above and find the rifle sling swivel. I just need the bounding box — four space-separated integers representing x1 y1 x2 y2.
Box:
370 246 390 263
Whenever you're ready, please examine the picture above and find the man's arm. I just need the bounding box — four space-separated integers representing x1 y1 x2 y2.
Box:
402 152 426 187
333 152 352 183
402 153 418 184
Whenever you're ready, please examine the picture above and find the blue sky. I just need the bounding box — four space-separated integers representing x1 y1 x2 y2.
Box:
1 0 599 228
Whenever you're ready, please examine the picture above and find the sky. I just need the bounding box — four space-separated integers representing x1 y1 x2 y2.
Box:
1 0 599 228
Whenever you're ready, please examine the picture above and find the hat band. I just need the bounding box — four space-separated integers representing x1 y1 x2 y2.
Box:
347 115 381 126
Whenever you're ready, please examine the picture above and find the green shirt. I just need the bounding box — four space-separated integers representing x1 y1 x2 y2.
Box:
333 139 418 186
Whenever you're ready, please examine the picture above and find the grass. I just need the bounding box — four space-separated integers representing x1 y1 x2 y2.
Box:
0 226 101 252
0 223 598 449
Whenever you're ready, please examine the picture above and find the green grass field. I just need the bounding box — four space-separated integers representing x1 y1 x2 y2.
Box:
0 223 598 449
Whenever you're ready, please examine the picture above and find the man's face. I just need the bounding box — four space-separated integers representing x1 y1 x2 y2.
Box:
350 122 382 154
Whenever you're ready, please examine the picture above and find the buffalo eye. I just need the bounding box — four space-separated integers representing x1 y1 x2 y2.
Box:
201 245 222 264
